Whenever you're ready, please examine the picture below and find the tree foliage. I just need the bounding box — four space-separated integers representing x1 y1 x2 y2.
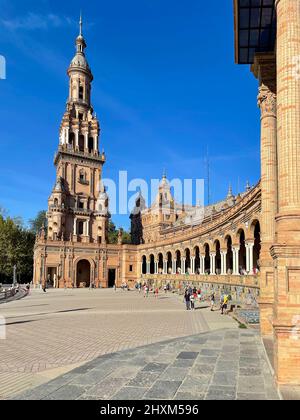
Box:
107 220 132 245
29 210 47 234
0 214 35 284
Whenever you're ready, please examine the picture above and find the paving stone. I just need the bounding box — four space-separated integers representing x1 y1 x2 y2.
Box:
179 375 211 393
112 387 147 400
200 349 220 357
195 356 218 365
212 371 237 387
239 367 262 376
144 381 182 399
109 365 142 379
206 386 236 400
216 361 239 372
44 384 86 400
222 345 240 353
87 377 128 399
160 367 190 382
174 391 205 400
189 364 214 376
128 372 160 388
177 352 199 360
238 376 265 393
171 359 196 368
237 393 267 400
142 363 168 373
71 368 112 386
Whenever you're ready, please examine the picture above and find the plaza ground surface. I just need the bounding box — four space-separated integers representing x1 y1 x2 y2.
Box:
0 289 280 400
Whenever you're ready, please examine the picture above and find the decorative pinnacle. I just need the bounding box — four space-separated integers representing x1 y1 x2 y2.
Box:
79 11 83 36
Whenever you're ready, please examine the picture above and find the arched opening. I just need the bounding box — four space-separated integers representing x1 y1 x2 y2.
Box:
215 240 221 275
194 246 200 274
238 229 246 274
142 256 147 275
167 252 172 274
253 221 261 273
79 135 85 152
158 253 164 274
54 198 59 207
204 244 210 274
185 249 191 274
79 85 84 100
78 220 84 236
69 132 75 147
76 260 91 288
150 254 155 275
88 137 94 154
176 250 181 273
226 236 233 273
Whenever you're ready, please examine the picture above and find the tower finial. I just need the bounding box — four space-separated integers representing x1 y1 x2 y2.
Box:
227 183 233 199
79 11 83 36
163 168 167 179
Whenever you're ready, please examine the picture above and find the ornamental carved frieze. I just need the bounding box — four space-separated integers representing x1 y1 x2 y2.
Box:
257 85 277 117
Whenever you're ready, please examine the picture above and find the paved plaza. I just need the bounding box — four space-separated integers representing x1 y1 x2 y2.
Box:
0 289 280 400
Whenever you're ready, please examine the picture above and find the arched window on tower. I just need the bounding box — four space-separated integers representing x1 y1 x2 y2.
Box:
88 137 94 154
69 132 75 148
78 221 84 236
79 135 85 152
79 85 84 100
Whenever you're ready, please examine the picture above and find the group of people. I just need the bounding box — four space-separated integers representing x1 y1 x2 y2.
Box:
183 287 203 311
183 287 231 315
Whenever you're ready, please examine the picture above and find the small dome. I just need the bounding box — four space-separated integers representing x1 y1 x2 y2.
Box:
70 53 90 70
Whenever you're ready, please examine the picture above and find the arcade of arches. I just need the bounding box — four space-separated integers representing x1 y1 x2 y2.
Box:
141 222 261 277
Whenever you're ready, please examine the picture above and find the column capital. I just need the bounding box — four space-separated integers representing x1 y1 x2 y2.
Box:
257 86 276 118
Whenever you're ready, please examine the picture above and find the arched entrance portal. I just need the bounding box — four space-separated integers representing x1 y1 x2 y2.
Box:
76 260 91 288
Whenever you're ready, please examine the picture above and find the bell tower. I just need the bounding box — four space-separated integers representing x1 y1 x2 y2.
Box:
47 15 109 245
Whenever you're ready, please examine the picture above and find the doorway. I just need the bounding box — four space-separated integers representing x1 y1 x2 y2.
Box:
108 269 116 288
76 260 91 288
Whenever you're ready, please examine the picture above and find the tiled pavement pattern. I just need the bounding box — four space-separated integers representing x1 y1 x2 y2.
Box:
15 329 280 400
0 289 234 399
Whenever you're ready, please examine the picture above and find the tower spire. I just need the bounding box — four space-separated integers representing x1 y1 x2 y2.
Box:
79 11 83 37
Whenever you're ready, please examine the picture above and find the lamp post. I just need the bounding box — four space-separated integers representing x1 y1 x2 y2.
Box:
13 265 17 287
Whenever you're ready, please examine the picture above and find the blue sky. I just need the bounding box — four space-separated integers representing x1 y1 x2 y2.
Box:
0 0 260 230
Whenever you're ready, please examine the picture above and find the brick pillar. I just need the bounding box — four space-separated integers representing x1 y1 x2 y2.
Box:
273 0 300 384
252 53 277 337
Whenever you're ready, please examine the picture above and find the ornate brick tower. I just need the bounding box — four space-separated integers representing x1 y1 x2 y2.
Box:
47 15 108 245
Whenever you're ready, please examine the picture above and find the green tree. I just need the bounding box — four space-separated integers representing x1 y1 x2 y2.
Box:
29 210 47 234
0 214 35 284
107 220 132 244
108 221 118 244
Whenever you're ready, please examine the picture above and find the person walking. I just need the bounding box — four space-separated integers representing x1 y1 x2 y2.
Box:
42 283 47 293
184 290 191 311
221 294 229 315
190 293 195 311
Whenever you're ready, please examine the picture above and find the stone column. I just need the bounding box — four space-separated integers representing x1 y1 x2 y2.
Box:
210 253 216 275
200 256 205 275
172 260 177 275
272 0 300 384
232 247 240 275
140 262 143 276
146 261 150 275
246 242 254 274
252 53 277 336
191 257 195 275
221 251 227 275
75 129 79 150
94 135 98 152
181 258 186 275
85 132 89 151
